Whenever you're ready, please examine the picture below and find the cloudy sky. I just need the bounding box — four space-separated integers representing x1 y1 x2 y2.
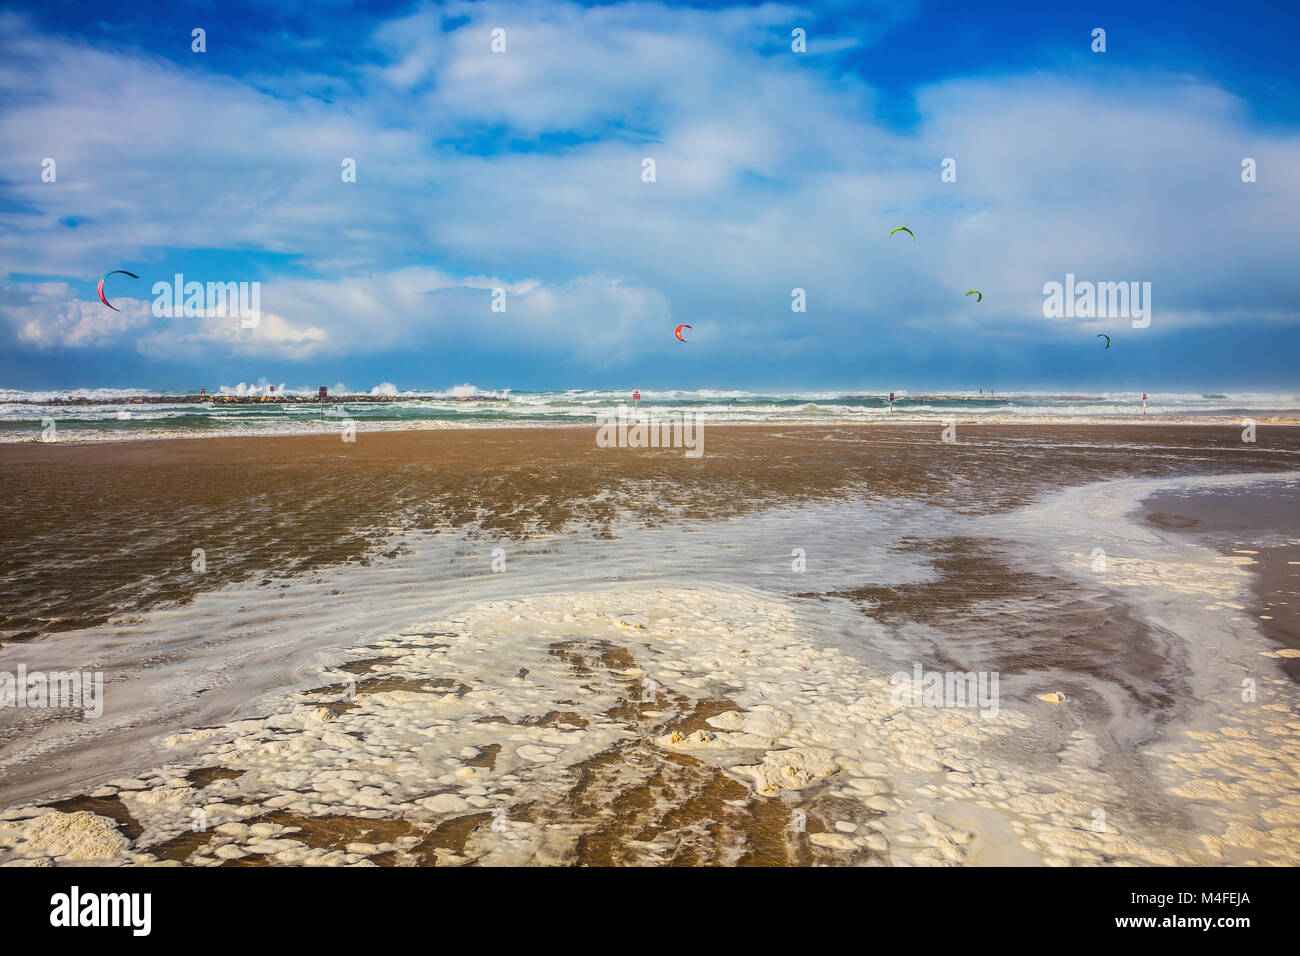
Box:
2 0 1298 393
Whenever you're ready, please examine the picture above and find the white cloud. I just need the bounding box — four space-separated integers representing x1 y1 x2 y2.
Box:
1 283 152 348
0 2 1297 370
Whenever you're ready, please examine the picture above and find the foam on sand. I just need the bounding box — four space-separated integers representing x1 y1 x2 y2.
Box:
5 567 1297 866
2 467 1298 866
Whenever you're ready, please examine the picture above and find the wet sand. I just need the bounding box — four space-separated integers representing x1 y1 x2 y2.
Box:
1 424 1298 867
1143 486 1300 678
3 424 1297 643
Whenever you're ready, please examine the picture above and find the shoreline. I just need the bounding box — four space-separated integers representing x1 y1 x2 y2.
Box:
4 417 1300 448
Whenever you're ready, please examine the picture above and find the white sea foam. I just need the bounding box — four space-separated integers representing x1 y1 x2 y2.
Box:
1 474 1297 865
2 387 1297 443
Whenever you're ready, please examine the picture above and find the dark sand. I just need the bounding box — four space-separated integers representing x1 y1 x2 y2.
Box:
3 424 1297 644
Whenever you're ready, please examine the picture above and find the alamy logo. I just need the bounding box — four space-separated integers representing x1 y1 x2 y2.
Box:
50 886 151 936
0 665 104 718
596 404 704 458
151 274 261 328
889 663 1000 718
1043 273 1151 328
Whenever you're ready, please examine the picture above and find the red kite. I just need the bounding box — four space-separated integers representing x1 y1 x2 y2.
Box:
97 270 139 311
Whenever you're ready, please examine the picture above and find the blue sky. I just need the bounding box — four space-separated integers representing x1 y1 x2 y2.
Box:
2 0 1298 393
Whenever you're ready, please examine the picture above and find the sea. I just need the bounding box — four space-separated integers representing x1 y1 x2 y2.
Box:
2 386 1297 441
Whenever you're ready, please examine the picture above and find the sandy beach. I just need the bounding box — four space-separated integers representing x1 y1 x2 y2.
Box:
1 424 1298 866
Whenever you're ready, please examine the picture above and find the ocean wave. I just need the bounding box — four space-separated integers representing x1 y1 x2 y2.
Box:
2 385 1298 441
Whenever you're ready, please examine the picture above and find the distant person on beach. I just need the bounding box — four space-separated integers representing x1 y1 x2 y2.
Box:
1142 392 1148 415
888 392 895 412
